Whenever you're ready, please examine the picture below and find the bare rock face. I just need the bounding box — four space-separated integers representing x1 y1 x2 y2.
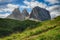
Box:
7 6 51 21
7 8 25 21
30 6 51 21
22 9 29 17
22 9 29 20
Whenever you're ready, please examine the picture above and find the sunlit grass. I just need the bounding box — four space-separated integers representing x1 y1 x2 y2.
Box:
0 16 60 40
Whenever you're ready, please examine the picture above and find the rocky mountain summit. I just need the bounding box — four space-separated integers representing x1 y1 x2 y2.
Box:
22 9 29 20
7 8 25 21
22 9 29 17
29 6 51 21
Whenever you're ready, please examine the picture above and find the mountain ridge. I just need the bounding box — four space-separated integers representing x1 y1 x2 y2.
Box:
7 6 51 21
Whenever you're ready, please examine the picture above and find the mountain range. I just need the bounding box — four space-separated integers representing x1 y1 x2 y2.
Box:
7 6 51 21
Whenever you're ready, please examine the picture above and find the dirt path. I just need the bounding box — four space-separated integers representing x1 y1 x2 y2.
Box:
22 25 57 40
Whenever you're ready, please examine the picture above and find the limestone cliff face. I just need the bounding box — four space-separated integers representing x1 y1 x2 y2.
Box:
7 6 51 21
22 9 29 20
22 9 29 17
7 8 24 21
29 6 51 21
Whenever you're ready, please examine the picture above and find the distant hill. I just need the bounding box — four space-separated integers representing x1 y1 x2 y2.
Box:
0 16 60 40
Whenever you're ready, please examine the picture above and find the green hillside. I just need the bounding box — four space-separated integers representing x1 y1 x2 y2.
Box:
0 16 60 40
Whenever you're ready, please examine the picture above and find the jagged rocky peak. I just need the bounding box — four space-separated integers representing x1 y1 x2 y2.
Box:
7 8 25 20
30 6 51 21
22 9 29 17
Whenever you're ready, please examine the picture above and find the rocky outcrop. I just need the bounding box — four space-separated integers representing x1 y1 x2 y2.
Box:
7 8 25 21
29 6 51 21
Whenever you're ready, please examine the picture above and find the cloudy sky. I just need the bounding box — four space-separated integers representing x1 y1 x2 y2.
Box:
0 0 60 18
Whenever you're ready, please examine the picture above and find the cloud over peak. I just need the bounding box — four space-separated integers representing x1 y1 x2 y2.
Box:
0 0 60 18
21 0 47 9
46 5 60 18
0 4 19 18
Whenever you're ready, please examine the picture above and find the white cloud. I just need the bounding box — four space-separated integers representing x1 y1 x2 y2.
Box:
44 0 59 4
6 4 19 12
0 4 19 12
46 5 60 12
50 11 60 18
22 0 47 8
0 4 19 18
46 5 60 18
0 0 60 19
0 13 10 18
22 0 60 19
7 4 19 8
20 6 30 8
